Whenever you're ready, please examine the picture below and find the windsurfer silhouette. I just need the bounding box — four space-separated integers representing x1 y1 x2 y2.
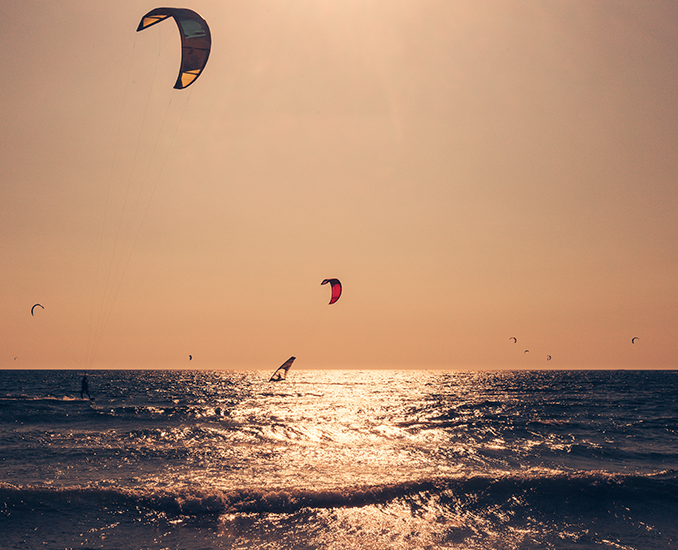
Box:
80 374 91 400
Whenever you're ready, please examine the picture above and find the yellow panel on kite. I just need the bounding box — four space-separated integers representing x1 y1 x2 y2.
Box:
139 14 171 30
180 70 200 88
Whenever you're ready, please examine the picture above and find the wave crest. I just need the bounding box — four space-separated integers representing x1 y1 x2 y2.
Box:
2 470 676 517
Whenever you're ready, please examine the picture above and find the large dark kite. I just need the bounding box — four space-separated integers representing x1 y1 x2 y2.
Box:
137 8 211 89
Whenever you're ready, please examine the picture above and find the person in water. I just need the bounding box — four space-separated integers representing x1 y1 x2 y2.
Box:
80 374 91 400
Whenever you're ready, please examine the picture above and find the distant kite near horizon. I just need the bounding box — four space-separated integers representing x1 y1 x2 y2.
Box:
189 355 192 361
524 350 529 354
509 337 517 343
321 279 342 305
31 304 44 316
136 7 211 89
631 337 639 344
547 355 552 361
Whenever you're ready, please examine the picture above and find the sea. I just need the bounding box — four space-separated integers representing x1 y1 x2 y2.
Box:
1 369 677 550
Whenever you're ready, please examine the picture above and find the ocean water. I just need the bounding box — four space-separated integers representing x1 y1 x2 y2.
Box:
1 369 677 550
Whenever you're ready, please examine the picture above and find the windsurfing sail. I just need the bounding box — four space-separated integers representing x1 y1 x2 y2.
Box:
31 304 44 316
136 8 211 89
269 356 296 382
321 278 342 305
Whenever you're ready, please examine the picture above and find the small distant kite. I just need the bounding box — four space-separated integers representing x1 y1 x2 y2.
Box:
547 355 552 361
189 355 192 361
31 304 44 316
509 337 517 343
321 278 342 305
524 350 529 354
631 337 639 344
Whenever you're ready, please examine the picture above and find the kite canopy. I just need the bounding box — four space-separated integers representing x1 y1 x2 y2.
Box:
136 7 211 89
321 279 342 305
631 337 639 344
31 304 44 316
269 356 296 382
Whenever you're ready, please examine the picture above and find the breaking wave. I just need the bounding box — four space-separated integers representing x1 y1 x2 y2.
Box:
3 469 676 517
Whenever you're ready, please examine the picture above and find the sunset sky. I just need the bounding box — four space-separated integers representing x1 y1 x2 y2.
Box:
2 1 677 370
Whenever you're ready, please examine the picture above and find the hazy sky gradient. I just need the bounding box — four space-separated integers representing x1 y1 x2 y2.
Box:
2 1 677 369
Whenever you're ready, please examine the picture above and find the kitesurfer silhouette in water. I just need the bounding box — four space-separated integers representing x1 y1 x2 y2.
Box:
80 374 91 400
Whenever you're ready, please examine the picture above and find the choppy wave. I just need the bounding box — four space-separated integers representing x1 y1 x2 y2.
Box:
3 469 677 516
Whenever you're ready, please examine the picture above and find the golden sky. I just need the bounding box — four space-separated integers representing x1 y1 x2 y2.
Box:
2 1 677 370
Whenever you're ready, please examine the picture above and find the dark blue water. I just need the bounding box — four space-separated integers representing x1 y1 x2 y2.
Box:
1 369 677 549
